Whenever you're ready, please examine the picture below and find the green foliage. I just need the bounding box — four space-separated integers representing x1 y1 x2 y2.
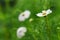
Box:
0 0 60 40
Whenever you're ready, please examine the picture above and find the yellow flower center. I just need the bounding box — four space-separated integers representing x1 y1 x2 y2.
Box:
42 11 46 16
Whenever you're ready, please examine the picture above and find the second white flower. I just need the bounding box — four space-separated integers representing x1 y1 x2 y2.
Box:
18 10 31 22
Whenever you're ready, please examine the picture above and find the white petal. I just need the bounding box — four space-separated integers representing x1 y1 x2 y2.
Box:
18 13 26 22
24 10 31 19
46 9 52 14
36 13 44 17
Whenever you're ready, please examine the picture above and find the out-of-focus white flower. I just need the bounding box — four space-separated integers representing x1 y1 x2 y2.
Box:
17 27 27 38
18 10 31 22
36 9 52 17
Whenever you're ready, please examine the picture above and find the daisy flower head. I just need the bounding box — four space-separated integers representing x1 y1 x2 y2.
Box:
17 27 27 38
36 9 52 17
18 10 31 22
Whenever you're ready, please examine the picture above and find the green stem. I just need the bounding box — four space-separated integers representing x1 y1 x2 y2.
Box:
45 16 51 40
0 4 2 12
43 0 51 39
5 0 10 10
4 23 9 40
4 26 10 40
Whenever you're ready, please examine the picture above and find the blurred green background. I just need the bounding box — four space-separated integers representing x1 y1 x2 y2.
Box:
0 0 60 40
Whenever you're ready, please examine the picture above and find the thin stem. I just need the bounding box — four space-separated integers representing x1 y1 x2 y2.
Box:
0 4 2 13
5 0 10 11
45 16 51 40
3 20 10 40
4 26 10 40
5 0 10 40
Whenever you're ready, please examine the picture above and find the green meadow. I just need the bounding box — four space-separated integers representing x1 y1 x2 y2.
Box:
0 0 60 40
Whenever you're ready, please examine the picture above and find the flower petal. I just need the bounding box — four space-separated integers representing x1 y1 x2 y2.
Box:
24 10 31 19
36 13 44 17
42 10 46 13
46 9 52 14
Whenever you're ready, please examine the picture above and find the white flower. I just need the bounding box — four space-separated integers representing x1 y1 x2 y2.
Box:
17 27 27 38
36 9 52 17
18 10 31 21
